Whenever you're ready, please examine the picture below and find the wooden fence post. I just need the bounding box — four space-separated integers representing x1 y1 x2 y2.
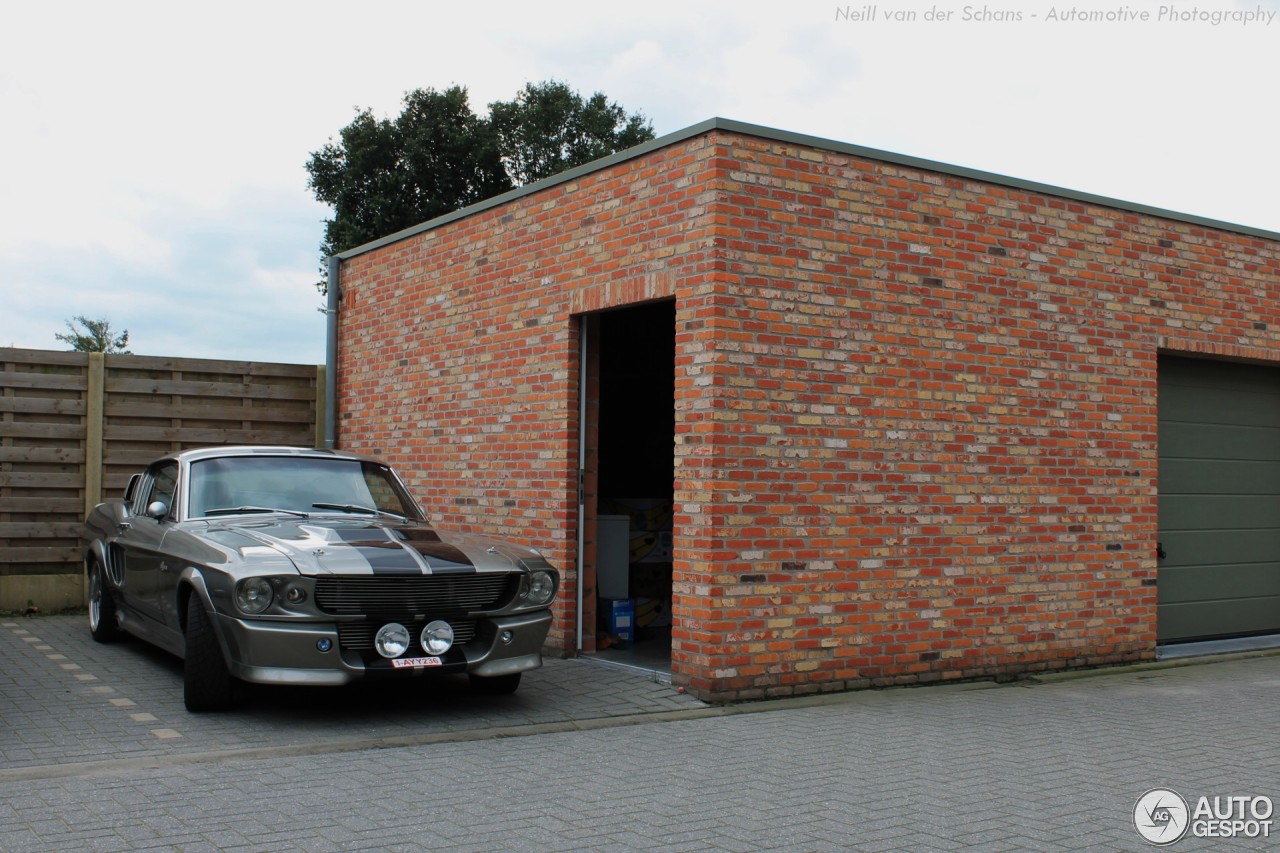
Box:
83 353 105 519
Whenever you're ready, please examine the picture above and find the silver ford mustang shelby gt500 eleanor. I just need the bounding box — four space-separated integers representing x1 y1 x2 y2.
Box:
83 446 558 711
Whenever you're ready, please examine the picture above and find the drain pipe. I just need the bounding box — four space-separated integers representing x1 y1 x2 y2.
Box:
576 317 587 652
323 255 340 449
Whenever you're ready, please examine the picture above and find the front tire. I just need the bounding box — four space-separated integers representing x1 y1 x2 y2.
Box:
87 560 123 643
468 672 521 695
184 594 236 712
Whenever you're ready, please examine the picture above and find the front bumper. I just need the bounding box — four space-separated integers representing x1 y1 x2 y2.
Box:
213 609 554 686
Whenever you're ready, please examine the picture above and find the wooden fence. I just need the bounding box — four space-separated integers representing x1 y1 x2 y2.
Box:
0 348 323 610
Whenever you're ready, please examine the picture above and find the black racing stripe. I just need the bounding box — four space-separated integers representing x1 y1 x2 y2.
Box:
356 542 424 576
397 527 442 544
406 541 475 574
321 525 473 575
325 526 425 575
397 529 474 573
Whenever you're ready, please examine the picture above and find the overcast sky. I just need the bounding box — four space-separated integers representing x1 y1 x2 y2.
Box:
2 0 1276 365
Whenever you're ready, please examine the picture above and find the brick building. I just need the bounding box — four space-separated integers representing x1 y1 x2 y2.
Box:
330 118 1280 701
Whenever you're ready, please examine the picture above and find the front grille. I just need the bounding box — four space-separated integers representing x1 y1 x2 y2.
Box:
316 575 512 654
314 574 514 615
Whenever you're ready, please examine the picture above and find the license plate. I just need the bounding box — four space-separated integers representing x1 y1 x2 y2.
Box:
391 656 443 669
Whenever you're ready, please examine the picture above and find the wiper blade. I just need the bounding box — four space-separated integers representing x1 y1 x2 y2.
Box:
312 502 407 521
204 506 310 518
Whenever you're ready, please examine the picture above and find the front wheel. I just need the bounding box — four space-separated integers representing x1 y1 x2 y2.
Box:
87 560 123 643
468 672 521 695
184 594 236 712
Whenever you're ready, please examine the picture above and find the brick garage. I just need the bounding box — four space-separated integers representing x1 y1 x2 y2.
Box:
332 119 1280 702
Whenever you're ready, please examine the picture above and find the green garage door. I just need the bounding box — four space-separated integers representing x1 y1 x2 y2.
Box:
1158 356 1280 641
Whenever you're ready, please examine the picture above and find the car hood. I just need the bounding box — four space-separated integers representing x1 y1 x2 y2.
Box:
195 516 536 576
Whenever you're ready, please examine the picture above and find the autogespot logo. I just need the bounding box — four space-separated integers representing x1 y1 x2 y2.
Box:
1134 788 1274 845
1134 789 1190 845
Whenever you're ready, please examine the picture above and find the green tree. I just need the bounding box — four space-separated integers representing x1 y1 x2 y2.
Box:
307 85 512 281
307 81 654 292
55 316 130 354
488 80 655 186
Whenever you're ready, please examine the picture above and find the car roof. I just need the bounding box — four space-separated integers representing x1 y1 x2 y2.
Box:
160 446 378 466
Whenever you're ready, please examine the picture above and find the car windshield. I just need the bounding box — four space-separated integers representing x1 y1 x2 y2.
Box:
187 456 421 520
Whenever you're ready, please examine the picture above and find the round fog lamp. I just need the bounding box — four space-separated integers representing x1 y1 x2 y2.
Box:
421 620 454 655
374 622 411 658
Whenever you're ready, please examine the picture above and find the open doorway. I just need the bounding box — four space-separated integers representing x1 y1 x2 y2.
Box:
581 299 675 671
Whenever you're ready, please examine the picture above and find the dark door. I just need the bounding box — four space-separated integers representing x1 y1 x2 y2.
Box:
1158 356 1280 641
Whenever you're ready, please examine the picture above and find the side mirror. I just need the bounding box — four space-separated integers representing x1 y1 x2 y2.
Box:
147 501 170 520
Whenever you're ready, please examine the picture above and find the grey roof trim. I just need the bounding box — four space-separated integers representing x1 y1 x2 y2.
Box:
173 445 362 463
335 116 1278 262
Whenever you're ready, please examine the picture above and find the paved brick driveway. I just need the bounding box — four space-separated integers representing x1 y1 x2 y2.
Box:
2 615 1277 851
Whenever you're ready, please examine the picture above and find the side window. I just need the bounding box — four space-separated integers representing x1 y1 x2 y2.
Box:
123 474 141 505
128 474 153 514
140 462 179 517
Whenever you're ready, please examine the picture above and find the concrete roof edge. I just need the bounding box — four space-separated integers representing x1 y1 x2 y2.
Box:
334 116 1278 262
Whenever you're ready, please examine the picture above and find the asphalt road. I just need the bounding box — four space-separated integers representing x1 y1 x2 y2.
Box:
2 615 1277 851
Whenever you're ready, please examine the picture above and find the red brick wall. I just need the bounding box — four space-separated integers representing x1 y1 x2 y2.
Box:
337 126 1280 701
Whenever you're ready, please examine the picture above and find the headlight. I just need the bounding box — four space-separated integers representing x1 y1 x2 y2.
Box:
522 570 556 606
421 620 454 655
235 577 274 614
